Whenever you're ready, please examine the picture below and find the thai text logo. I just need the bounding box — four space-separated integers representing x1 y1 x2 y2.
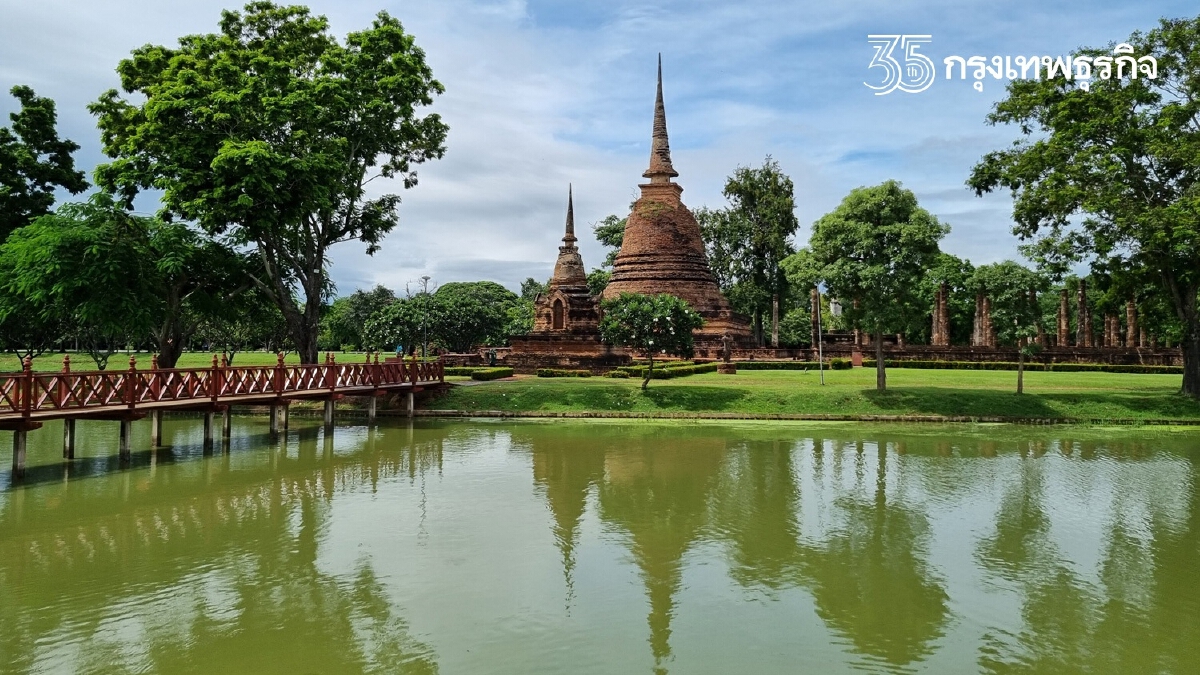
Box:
866 36 1158 94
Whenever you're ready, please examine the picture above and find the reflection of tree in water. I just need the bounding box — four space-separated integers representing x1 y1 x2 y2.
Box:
0 420 441 674
975 438 1200 674
580 429 727 675
710 436 949 669
800 441 949 668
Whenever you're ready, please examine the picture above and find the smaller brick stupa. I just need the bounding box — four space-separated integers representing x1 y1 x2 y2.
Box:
532 185 601 335
600 56 751 344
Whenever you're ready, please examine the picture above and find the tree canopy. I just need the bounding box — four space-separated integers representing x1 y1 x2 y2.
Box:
0 194 243 368
599 292 704 389
0 86 88 242
89 1 448 363
967 16 1200 396
808 180 948 390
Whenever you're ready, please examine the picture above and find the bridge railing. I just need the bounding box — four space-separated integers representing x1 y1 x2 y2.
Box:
0 353 444 417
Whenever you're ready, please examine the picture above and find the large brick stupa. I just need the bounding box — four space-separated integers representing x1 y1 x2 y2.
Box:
600 57 751 343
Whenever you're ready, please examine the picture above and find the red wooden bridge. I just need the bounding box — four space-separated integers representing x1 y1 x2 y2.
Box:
2 352 445 477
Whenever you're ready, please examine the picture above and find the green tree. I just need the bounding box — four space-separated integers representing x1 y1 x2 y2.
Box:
970 261 1047 393
586 268 611 296
700 157 799 347
0 194 244 368
808 181 948 391
967 16 1200 396
599 293 704 390
362 293 441 355
592 214 626 267
0 86 88 242
924 253 975 345
195 286 290 362
505 299 535 337
89 2 448 364
320 285 396 350
434 281 519 351
520 277 548 301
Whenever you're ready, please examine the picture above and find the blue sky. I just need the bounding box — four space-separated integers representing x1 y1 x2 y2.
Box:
1 0 1194 295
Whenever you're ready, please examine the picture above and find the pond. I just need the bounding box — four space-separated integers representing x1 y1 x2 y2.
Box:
1 417 1198 674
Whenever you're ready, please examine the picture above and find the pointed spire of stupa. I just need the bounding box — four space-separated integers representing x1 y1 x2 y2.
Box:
644 54 679 182
643 54 681 182
563 183 576 244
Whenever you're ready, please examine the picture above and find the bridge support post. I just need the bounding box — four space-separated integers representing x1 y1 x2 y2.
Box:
119 420 132 461
407 391 414 418
203 412 214 452
150 411 163 447
281 403 289 431
12 430 27 477
269 404 279 435
323 399 335 429
222 407 232 443
368 395 377 425
63 419 76 460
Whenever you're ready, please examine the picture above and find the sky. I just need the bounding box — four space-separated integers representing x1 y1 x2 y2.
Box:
1 0 1194 296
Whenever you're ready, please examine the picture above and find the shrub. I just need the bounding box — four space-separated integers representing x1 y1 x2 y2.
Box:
536 368 592 378
605 370 630 378
470 367 514 381
859 359 1182 374
830 358 852 370
735 361 820 370
616 362 719 379
445 366 482 376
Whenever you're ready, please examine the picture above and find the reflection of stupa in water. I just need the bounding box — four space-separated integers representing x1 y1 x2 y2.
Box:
598 437 728 674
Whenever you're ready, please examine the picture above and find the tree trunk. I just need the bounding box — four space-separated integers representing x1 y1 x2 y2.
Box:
1182 290 1200 397
642 352 653 390
1017 350 1025 395
875 327 886 391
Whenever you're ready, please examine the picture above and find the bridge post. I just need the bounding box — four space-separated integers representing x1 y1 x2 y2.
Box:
203 411 214 452
368 395 377 424
63 419 76 459
150 411 163 447
323 399 335 429
119 419 132 461
269 405 279 435
281 402 289 431
222 407 232 445
12 430 27 477
407 390 414 418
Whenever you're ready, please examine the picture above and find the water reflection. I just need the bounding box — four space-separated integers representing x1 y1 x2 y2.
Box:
1 420 1198 673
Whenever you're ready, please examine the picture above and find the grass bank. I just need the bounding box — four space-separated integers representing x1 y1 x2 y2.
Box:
427 369 1200 423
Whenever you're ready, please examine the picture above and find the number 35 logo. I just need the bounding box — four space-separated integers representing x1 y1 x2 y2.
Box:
865 35 935 95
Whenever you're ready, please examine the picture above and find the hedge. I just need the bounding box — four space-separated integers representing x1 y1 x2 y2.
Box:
605 370 630 378
445 366 482 376
537 368 593 378
733 361 818 370
616 362 720 379
860 359 1182 374
471 367 514 381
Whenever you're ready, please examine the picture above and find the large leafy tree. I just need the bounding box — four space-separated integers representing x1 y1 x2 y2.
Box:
809 181 948 391
89 2 448 363
970 261 1047 393
362 292 441 355
592 214 626 268
434 281 520 352
0 194 242 368
320 285 396 350
0 86 89 242
599 292 704 389
699 157 799 347
968 16 1200 396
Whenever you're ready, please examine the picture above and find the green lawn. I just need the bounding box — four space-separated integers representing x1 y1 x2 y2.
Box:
0 351 379 372
428 368 1200 422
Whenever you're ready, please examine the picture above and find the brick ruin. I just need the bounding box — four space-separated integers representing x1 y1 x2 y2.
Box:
508 56 751 371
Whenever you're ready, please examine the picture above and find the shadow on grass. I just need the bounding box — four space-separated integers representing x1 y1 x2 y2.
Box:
864 387 1200 419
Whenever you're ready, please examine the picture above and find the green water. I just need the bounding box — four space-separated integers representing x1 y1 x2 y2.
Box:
1 417 1198 674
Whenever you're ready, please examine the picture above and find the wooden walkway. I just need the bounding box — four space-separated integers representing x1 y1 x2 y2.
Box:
1 353 445 477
